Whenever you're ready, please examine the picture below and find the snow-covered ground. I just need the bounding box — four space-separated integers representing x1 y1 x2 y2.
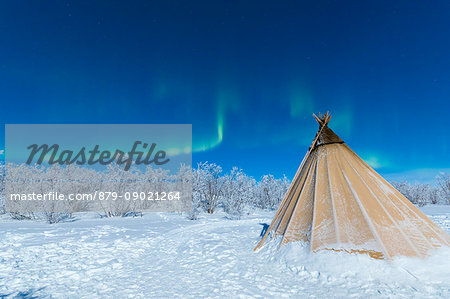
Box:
0 206 449 298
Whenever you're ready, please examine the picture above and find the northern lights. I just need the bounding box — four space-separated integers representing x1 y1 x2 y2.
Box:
1 1 450 182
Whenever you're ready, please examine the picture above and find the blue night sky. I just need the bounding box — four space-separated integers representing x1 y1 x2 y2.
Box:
0 1 449 182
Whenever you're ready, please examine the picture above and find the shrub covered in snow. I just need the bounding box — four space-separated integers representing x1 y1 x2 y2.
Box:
437 173 450 205
391 179 449 206
254 174 290 210
193 162 224 214
191 162 290 218
221 167 256 219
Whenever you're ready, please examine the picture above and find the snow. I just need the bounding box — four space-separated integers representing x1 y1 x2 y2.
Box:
0 206 449 298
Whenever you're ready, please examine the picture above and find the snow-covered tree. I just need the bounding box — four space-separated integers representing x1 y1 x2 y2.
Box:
437 173 450 205
221 167 256 219
255 174 290 210
391 181 445 206
194 162 224 214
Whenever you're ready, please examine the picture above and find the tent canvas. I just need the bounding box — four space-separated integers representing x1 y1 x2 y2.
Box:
255 112 450 259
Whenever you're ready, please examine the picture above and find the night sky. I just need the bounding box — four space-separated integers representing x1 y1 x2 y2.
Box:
1 1 449 182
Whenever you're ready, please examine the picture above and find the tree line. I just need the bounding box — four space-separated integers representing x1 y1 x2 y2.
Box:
0 162 448 223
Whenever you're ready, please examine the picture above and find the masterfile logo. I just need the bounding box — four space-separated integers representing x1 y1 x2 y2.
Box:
26 141 170 171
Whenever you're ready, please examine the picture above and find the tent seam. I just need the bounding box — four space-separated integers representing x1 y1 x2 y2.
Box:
342 171 391 259
345 145 450 246
346 157 422 257
326 146 341 244
281 152 316 245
